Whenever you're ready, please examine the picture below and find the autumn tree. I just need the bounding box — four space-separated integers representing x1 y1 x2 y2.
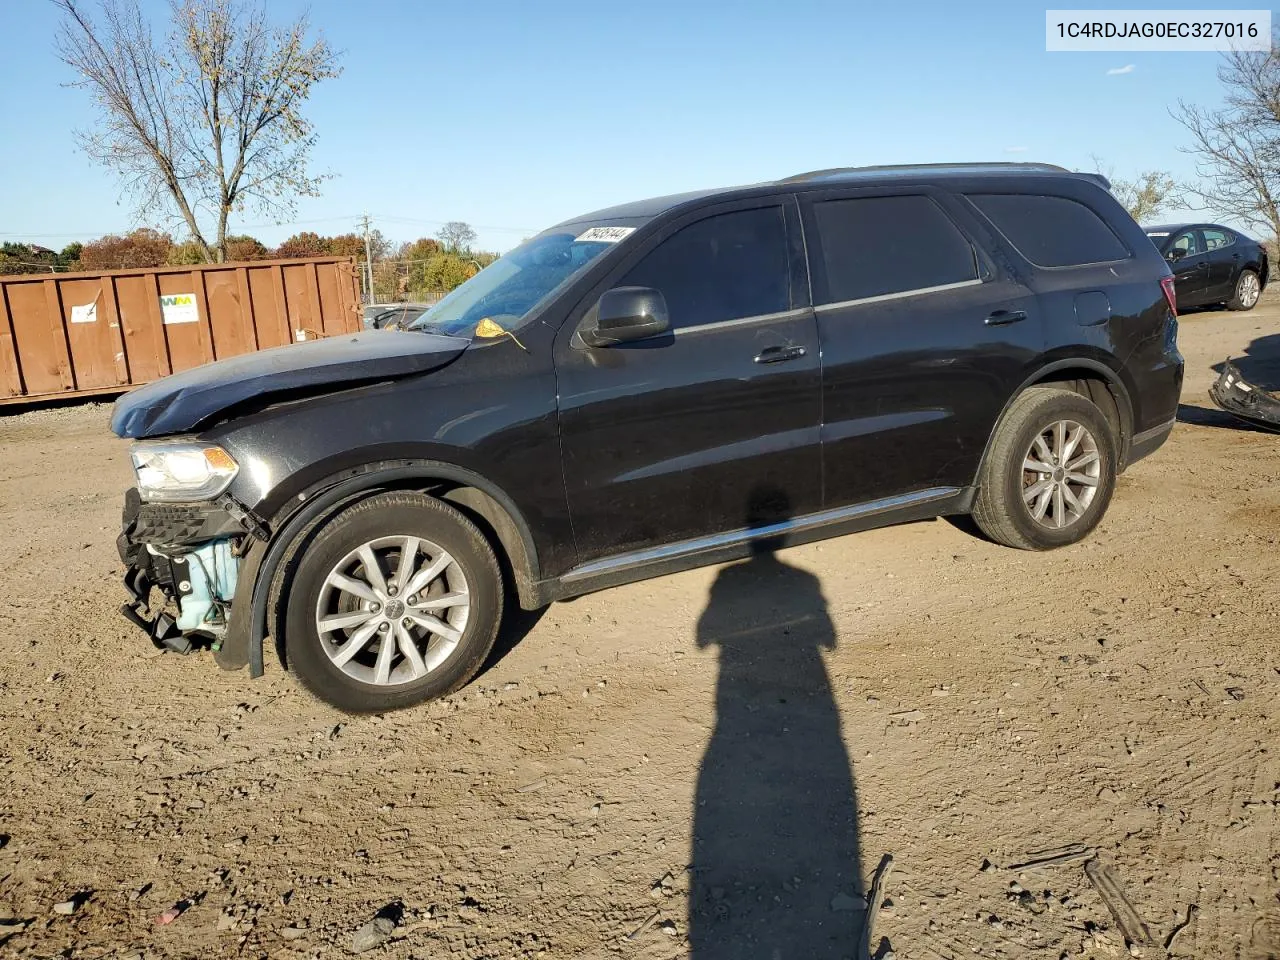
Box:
224 234 268 260
326 233 365 259
1174 34 1280 240
275 231 329 259
54 0 342 263
80 228 174 269
436 221 477 253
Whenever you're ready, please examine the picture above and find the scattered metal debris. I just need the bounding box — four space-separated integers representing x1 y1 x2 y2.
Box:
1008 843 1095 870
859 853 895 960
1165 903 1199 952
1084 858 1152 946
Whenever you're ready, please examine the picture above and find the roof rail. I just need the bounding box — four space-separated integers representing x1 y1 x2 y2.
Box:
780 162 1084 184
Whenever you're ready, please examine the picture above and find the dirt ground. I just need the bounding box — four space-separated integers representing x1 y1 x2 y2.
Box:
2 299 1280 960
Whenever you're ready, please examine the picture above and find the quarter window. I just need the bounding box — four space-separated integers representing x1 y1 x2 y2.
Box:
619 206 790 329
810 195 979 304
1202 227 1235 251
968 193 1130 267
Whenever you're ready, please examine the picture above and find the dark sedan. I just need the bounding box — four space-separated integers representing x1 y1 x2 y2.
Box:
1144 222 1268 311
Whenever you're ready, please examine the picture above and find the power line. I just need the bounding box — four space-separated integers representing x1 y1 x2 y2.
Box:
0 213 538 241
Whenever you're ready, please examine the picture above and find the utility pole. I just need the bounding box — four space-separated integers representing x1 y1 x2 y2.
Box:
359 214 375 304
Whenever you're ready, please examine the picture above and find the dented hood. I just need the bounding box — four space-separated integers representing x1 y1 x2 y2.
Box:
111 331 469 439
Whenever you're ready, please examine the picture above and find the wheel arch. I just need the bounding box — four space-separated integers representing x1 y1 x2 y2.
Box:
975 359 1135 487
231 460 542 679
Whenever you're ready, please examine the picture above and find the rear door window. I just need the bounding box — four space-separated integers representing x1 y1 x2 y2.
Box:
620 206 790 329
968 193 1130 267
809 195 979 303
1201 227 1235 251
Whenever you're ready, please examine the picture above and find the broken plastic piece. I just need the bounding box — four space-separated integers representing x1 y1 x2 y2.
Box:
1209 361 1280 433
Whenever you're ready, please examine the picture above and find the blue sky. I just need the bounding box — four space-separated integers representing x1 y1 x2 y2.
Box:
0 0 1266 253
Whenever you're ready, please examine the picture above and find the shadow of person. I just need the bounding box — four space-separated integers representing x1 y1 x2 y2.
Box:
689 486 864 960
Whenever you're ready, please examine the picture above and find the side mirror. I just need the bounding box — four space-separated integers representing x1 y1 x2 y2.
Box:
1167 247 1187 262
581 286 670 347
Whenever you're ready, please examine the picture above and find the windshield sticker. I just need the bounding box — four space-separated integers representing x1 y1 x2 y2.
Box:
1146 231 1169 237
576 226 635 243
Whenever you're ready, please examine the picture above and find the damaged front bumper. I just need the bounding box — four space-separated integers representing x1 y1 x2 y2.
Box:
118 487 265 656
1209 361 1280 433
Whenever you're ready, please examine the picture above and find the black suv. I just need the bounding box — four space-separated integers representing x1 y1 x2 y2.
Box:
114 163 1183 713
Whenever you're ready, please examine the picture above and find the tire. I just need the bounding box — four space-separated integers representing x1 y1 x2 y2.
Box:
283 491 503 713
971 386 1117 551
1227 269 1261 311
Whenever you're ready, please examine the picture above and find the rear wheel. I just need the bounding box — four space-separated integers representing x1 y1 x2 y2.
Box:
972 387 1117 550
1228 269 1261 311
284 492 503 713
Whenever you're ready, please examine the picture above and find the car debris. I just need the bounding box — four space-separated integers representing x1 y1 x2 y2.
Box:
858 853 895 960
1007 842 1095 870
1165 903 1199 952
1084 857 1152 947
1209 361 1280 432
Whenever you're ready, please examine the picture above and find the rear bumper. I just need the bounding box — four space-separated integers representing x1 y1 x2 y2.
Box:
1209 361 1280 432
1126 416 1176 467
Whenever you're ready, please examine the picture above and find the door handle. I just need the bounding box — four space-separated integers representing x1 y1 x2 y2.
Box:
985 309 1027 326
754 344 807 364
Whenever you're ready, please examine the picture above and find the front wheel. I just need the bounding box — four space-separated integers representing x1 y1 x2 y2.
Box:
1228 269 1261 311
972 386 1118 550
283 492 503 713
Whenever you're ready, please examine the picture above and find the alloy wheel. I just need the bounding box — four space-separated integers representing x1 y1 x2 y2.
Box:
1021 420 1102 529
1240 272 1260 308
315 536 471 685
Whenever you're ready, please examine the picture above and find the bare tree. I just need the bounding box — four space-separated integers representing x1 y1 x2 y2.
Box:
1091 156 1181 224
437 221 478 254
53 0 342 262
1173 35 1280 240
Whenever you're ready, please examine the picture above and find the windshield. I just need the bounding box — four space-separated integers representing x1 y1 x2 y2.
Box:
408 228 629 336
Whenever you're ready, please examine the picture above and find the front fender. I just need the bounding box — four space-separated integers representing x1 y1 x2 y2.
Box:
219 461 545 679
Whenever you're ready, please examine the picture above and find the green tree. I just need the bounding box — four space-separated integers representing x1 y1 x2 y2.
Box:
0 243 52 275
54 0 342 263
422 252 478 293
59 242 84 270
1092 157 1182 224
167 240 207 264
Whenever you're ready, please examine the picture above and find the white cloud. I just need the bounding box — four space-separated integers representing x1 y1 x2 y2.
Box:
1106 64 1136 75
1004 146 1029 153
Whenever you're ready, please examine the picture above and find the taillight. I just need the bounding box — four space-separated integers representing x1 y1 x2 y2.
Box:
1160 275 1178 316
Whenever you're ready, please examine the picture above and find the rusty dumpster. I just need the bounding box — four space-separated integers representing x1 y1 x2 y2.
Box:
0 256 362 406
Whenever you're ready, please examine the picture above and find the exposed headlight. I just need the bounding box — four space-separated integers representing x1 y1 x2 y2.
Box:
130 441 239 502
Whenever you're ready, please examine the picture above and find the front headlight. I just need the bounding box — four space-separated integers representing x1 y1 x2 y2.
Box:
130 441 239 502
